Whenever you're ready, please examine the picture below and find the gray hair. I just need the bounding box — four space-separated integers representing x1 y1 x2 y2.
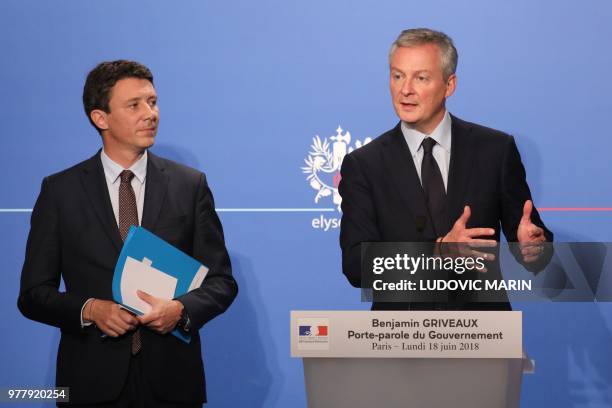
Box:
389 28 458 80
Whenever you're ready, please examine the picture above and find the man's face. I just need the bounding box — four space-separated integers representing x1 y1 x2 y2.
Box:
389 43 456 134
94 77 159 153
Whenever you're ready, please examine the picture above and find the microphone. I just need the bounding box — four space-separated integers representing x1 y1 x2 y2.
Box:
415 215 427 239
414 215 427 242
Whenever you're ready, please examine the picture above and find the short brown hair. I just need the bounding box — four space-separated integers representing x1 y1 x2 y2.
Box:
82 60 154 131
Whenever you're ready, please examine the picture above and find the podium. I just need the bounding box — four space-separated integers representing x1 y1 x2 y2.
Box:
291 311 533 408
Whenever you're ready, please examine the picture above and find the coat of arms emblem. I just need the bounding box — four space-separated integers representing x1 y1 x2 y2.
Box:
302 126 371 211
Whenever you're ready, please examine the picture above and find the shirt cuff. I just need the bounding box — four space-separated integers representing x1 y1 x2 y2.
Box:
80 298 95 328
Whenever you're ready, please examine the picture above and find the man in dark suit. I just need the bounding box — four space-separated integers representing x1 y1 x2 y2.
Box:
339 28 552 310
18 60 238 407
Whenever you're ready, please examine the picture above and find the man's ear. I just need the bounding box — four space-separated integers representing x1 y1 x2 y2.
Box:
90 109 109 131
445 73 457 98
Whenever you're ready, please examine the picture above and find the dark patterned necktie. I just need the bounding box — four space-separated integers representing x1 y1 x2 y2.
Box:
119 170 141 354
421 138 447 237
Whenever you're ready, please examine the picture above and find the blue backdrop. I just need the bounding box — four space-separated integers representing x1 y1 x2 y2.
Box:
1 1 611 406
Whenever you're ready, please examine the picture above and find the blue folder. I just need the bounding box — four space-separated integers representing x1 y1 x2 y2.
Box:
112 226 209 343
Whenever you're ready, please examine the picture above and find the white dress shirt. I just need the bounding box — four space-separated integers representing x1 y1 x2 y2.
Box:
100 149 147 226
401 110 452 192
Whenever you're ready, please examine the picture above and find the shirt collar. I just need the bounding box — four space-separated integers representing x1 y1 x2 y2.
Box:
100 149 148 184
401 110 452 157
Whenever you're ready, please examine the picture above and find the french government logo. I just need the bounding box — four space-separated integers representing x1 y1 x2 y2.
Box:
302 126 371 231
297 318 330 350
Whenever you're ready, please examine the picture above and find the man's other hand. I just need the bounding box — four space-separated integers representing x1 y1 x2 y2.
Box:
517 200 546 263
137 290 184 334
444 206 497 244
84 299 139 337
440 206 498 270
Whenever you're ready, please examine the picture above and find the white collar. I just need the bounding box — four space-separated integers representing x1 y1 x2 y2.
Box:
401 110 452 157
100 149 148 184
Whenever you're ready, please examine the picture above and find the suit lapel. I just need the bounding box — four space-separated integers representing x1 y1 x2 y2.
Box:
445 115 475 232
141 152 168 231
381 123 436 239
80 151 123 252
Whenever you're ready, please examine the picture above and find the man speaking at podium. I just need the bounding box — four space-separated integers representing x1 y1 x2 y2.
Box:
339 28 552 311
18 60 237 407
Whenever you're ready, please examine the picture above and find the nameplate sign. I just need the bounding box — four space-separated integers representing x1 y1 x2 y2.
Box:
290 311 521 358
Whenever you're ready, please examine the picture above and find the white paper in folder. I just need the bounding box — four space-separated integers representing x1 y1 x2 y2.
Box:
119 256 178 314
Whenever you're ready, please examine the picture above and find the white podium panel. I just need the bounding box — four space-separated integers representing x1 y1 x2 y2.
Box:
291 311 532 408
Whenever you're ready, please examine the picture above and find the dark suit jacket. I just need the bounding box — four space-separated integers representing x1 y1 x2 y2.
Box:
339 115 552 310
18 151 238 405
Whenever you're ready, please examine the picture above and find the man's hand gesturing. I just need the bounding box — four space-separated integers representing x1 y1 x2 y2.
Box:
517 200 546 263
